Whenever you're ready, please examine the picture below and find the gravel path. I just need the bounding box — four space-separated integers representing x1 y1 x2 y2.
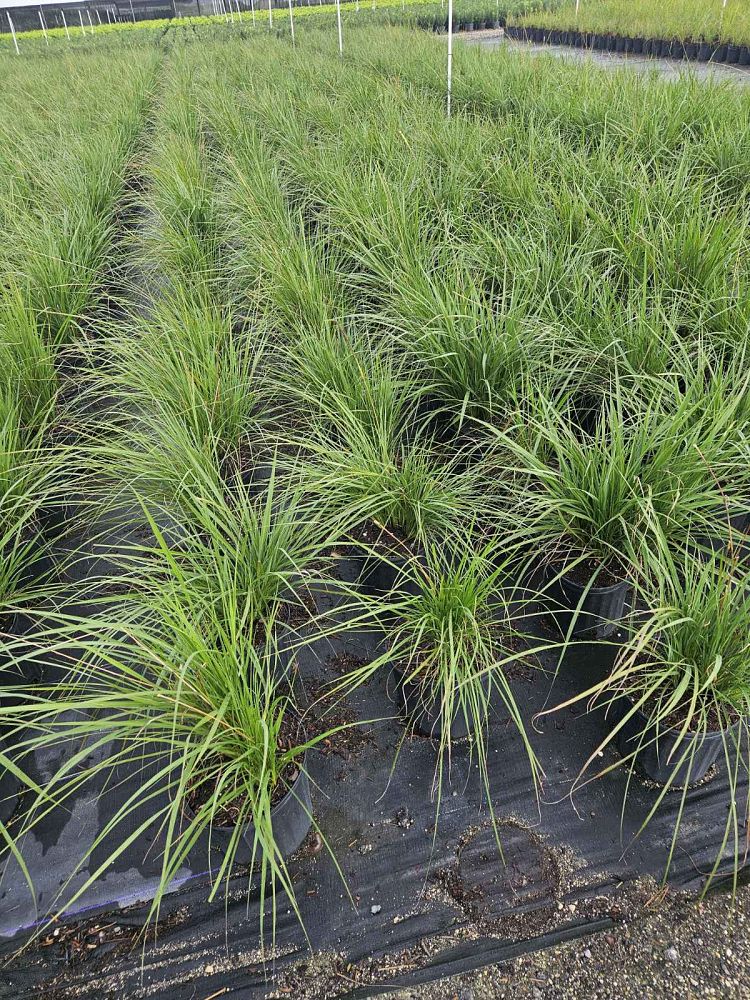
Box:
464 29 750 85
392 883 750 999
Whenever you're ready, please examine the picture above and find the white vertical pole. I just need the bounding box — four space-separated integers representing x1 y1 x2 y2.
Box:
267 0 272 27
447 0 453 118
287 0 294 43
7 13 19 54
575 0 580 17
88 10 95 30
228 0 235 23
251 0 255 23
96 10 102 24
130 0 136 23
62 10 71 38
39 9 49 44
79 10 86 34
107 8 112 22
336 0 342 55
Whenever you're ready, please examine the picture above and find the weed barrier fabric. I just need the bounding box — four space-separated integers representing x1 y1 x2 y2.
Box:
0 550 748 998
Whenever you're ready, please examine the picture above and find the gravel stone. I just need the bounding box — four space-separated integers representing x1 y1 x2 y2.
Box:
391 883 750 999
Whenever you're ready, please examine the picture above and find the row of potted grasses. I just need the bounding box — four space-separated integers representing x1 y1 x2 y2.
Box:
510 0 750 49
506 23 750 63
0 0 542 49
1 22 750 945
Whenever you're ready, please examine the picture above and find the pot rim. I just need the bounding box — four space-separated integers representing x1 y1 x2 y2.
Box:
619 696 742 742
183 745 309 834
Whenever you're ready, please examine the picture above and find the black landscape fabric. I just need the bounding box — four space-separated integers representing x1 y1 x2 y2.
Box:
0 550 747 999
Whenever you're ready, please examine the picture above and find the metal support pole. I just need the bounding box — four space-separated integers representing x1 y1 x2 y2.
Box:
39 8 49 44
447 0 453 117
7 13 19 54
336 0 342 55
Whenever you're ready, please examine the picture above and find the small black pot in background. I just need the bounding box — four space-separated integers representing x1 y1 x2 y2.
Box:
684 40 699 59
615 35 626 53
712 43 728 61
726 44 740 63
739 45 750 65
698 41 713 61
631 36 644 53
544 564 631 639
616 703 741 785
390 664 491 740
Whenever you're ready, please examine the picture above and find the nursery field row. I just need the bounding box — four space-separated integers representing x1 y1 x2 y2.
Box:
511 0 750 48
1 0 543 51
1 21 750 993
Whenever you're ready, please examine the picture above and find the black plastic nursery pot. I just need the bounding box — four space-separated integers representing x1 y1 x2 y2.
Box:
0 735 19 828
726 44 740 63
390 663 492 740
659 38 674 58
615 704 741 786
544 563 630 639
353 524 427 599
740 45 750 65
684 40 699 59
188 760 312 866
